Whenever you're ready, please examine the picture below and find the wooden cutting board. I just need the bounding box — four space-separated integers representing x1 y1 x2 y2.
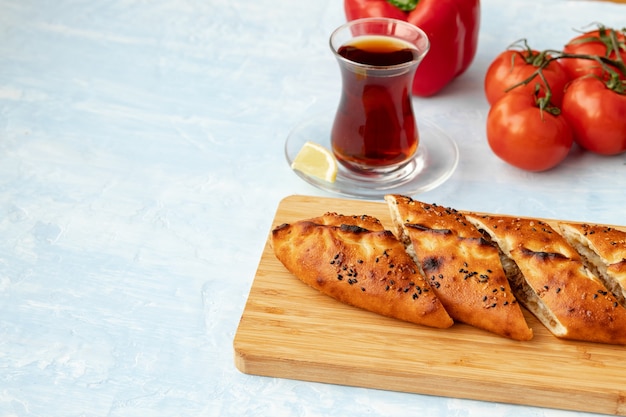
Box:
233 195 626 416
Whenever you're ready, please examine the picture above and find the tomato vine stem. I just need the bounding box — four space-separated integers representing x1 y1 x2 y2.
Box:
504 29 626 99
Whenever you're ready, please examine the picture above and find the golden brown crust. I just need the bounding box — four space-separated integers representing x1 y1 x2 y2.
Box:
560 223 626 263
469 214 626 345
271 213 454 329
307 212 385 231
385 195 533 341
385 195 482 239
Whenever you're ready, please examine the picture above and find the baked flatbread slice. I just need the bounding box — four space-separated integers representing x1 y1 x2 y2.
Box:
385 195 533 341
559 222 626 308
467 214 626 345
271 213 454 329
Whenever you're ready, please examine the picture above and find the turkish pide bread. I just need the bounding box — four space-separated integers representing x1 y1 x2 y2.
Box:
466 214 626 345
559 222 626 308
385 195 533 341
271 212 454 329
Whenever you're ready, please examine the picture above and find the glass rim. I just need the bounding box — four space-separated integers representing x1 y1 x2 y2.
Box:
329 17 430 71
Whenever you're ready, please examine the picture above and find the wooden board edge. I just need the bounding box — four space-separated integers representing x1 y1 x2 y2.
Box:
233 194 626 416
234 333 626 416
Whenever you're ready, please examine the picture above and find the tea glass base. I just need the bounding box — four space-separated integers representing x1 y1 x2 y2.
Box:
285 115 459 200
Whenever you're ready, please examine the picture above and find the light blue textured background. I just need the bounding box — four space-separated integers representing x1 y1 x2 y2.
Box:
1 0 625 416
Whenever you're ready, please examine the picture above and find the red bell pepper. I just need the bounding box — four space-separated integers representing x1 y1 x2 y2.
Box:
344 0 481 97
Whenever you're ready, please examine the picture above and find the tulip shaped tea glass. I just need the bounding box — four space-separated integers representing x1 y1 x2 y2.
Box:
330 17 430 177
283 17 458 199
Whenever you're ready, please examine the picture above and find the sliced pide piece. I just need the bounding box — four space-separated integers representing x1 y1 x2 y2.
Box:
466 214 626 345
559 222 626 308
385 194 533 341
271 213 454 329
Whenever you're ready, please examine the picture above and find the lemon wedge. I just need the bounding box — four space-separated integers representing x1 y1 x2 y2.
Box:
291 141 338 183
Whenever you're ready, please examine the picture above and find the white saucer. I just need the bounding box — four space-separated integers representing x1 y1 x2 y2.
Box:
285 115 459 200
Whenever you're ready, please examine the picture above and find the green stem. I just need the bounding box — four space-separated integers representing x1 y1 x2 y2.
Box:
606 27 626 74
505 50 626 96
535 71 560 118
387 0 418 12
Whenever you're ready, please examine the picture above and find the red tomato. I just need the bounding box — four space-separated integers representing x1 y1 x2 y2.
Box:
486 92 574 171
562 27 626 80
561 77 626 155
485 49 570 107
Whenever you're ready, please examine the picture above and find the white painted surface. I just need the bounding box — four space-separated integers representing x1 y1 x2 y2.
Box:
1 0 625 416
